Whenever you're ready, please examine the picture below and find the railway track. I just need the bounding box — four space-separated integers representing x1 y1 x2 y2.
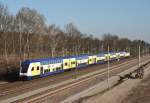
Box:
13 56 150 103
0 58 134 97
0 56 149 103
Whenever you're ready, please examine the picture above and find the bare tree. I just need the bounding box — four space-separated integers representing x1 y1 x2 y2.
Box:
65 23 83 55
16 7 46 59
47 25 62 57
0 3 13 64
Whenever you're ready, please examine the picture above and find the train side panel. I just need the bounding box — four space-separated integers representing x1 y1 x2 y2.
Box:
63 59 70 70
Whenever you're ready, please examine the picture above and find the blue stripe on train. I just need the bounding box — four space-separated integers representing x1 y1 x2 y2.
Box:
96 61 105 64
26 70 64 80
40 70 64 77
76 63 88 68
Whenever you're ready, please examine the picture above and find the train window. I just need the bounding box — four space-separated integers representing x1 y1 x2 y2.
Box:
37 66 39 70
31 67 34 71
65 63 68 66
21 64 29 73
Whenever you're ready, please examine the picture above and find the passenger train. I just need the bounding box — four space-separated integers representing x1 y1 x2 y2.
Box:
19 51 130 80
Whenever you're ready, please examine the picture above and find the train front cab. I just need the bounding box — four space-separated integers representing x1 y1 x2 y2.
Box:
20 61 30 80
20 61 41 80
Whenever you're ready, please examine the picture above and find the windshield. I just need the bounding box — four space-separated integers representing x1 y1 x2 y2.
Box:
21 64 29 73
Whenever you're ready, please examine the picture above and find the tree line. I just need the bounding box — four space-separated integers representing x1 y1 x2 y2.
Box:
0 3 150 64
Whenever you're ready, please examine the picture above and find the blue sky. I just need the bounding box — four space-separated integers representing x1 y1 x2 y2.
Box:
1 0 150 42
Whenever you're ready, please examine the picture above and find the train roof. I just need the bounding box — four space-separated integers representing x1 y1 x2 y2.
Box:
21 54 89 64
22 57 63 64
21 51 128 65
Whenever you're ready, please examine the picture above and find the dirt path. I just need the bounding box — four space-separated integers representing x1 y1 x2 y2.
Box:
81 65 150 103
122 72 150 103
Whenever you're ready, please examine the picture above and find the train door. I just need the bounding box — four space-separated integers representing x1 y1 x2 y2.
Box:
93 56 97 64
88 56 92 64
63 59 70 70
40 66 43 75
70 58 76 68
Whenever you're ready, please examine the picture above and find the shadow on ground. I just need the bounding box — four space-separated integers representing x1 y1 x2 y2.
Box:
0 66 20 82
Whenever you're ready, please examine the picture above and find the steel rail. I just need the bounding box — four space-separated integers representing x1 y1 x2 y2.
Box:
21 57 148 103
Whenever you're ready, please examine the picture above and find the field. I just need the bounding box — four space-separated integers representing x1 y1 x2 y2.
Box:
81 63 150 103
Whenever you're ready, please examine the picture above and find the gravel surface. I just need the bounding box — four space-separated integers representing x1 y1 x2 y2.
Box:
122 69 150 103
81 64 150 103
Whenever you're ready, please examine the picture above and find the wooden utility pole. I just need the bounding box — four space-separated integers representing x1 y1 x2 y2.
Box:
107 45 110 89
